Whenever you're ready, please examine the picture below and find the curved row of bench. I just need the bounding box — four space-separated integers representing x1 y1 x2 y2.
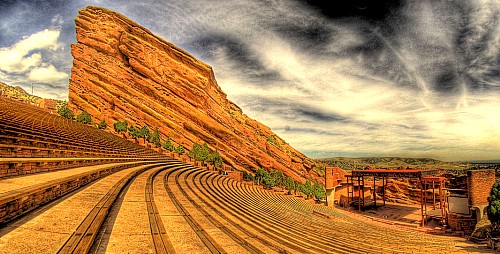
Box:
0 160 481 253
0 96 168 178
0 96 163 160
168 165 479 253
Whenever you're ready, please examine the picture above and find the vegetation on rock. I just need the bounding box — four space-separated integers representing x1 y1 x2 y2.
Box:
149 127 161 147
488 181 500 225
76 111 92 124
97 120 107 129
188 142 222 167
57 105 74 119
113 120 128 134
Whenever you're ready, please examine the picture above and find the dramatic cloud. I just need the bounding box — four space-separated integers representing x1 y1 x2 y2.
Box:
28 64 68 83
0 29 61 73
0 0 498 161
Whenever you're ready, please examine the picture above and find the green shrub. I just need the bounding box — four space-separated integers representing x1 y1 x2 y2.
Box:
162 138 175 151
113 120 128 134
262 173 276 189
488 181 500 224
176 145 185 155
128 125 140 139
149 127 161 147
243 171 254 181
97 120 107 129
255 168 267 185
284 176 295 194
57 105 74 119
267 136 275 144
76 111 92 124
138 126 150 142
301 180 313 199
313 181 326 201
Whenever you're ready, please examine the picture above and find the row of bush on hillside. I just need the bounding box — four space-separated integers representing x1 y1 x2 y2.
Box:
59 106 323 201
57 104 107 128
243 168 326 201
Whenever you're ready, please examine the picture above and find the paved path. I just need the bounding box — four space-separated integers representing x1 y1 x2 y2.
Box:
0 161 156 195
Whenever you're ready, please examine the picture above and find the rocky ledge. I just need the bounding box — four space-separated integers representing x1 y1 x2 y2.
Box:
68 6 320 182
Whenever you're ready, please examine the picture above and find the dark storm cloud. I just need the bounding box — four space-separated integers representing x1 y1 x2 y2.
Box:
188 34 283 84
272 21 332 53
298 0 405 22
434 67 462 93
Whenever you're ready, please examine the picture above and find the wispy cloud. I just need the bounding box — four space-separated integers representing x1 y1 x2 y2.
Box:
0 29 61 73
0 0 498 160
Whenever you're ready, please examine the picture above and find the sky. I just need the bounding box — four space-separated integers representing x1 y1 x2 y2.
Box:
0 0 499 161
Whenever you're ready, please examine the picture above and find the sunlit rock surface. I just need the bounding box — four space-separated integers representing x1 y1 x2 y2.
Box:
68 6 319 182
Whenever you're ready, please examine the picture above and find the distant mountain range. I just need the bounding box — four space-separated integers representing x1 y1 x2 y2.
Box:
317 157 473 171
0 81 65 111
0 81 41 103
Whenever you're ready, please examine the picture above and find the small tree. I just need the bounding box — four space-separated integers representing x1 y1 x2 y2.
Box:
255 168 267 186
301 180 313 199
176 145 185 155
97 120 107 129
294 181 302 196
113 120 128 134
58 105 74 119
138 126 150 143
243 171 254 182
267 136 275 144
272 170 285 188
76 111 92 124
313 181 326 201
488 181 500 227
262 173 276 189
162 138 175 151
188 143 201 160
211 150 223 168
128 125 140 141
197 143 210 162
284 176 295 195
149 127 161 147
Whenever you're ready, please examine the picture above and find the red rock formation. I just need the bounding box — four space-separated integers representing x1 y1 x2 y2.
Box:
68 6 320 183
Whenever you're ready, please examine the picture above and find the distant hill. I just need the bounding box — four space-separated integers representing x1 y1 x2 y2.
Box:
317 157 472 171
0 81 41 103
0 81 65 111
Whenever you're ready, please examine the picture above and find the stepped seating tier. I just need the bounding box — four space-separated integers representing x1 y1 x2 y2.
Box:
0 96 163 159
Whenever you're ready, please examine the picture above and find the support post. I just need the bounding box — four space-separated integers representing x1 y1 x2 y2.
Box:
362 177 365 209
439 179 444 217
432 181 436 210
358 176 361 212
383 177 386 206
420 178 425 227
373 177 376 207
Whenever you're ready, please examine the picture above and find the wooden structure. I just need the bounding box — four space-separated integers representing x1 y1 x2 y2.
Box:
346 169 443 226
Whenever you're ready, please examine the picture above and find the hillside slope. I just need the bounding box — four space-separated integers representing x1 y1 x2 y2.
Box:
318 157 471 170
68 6 319 182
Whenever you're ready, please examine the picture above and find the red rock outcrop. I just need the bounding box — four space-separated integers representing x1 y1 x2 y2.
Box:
68 6 320 182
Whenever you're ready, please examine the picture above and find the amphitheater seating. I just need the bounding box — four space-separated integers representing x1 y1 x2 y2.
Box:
0 96 169 178
0 95 482 253
0 96 163 160
167 165 480 253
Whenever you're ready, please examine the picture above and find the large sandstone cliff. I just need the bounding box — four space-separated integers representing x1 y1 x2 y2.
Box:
68 6 319 182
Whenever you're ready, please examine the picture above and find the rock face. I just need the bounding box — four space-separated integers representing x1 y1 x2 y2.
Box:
68 6 319 182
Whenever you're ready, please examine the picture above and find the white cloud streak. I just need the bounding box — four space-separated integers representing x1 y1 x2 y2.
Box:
1 0 497 161
0 29 61 73
28 64 68 83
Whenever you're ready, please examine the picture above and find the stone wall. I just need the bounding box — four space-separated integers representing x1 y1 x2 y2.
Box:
467 169 495 207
